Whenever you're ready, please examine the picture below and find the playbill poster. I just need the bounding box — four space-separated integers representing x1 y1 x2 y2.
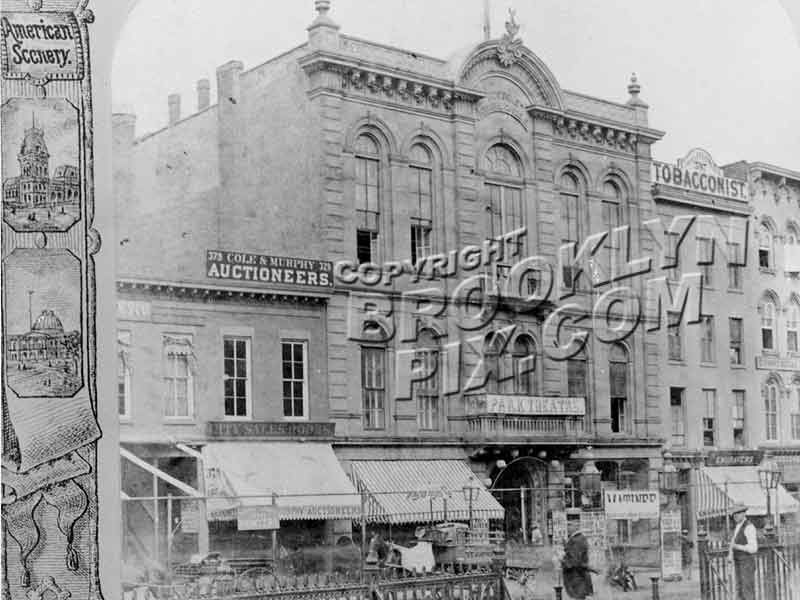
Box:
1 2 800 599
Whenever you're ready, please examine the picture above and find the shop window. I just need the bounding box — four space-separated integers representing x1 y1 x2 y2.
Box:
281 341 307 419
761 300 776 351
223 336 250 418
118 330 131 418
702 388 716 447
164 334 195 419
729 317 743 365
667 311 683 361
765 384 778 441
732 390 746 448
361 346 385 430
409 144 433 264
670 387 685 446
414 329 440 431
700 315 715 363
355 134 380 264
609 344 628 434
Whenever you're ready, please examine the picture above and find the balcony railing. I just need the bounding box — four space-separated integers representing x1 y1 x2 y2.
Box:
464 393 587 440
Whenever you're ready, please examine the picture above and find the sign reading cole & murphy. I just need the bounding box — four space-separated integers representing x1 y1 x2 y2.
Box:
206 250 333 288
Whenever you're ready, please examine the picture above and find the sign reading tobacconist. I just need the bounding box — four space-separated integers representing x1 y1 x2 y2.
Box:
206 250 333 288
652 148 748 201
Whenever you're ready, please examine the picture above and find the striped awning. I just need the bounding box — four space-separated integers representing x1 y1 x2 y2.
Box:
202 442 360 521
697 466 800 518
350 460 505 524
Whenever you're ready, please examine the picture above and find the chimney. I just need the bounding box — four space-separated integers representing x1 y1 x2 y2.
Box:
112 112 136 149
197 78 210 111
168 93 181 125
216 60 244 107
216 60 244 189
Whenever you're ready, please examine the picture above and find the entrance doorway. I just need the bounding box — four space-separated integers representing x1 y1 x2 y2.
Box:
491 457 549 544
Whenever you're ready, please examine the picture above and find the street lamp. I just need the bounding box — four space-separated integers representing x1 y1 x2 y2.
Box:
462 477 481 525
579 447 601 508
758 455 782 532
660 452 679 511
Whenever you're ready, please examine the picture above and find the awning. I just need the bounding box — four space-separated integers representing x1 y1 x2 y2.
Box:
202 442 360 521
697 466 800 518
350 460 505 524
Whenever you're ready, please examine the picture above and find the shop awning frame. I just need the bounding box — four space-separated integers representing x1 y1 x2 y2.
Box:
697 466 800 518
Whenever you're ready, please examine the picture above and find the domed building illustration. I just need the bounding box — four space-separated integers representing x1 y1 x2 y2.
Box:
6 308 82 397
2 111 81 232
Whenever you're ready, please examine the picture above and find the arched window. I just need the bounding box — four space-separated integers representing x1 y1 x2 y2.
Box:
765 382 779 441
485 145 523 262
761 299 776 351
792 384 800 440
602 181 623 250
560 172 582 288
759 223 773 269
361 323 386 431
409 144 433 263
788 299 799 353
609 344 629 433
355 134 381 264
512 335 536 395
484 330 512 394
786 224 800 245
414 329 440 430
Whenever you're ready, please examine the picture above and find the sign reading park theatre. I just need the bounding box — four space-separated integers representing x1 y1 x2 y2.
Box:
206 250 333 288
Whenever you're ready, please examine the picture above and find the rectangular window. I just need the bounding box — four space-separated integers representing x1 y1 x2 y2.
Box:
729 317 743 365
410 223 432 264
610 361 627 434
281 341 307 419
759 248 770 269
223 336 250 418
356 156 380 264
702 388 716 447
765 386 778 441
362 347 385 430
728 242 742 290
118 330 131 418
667 311 683 361
670 387 685 446
666 232 680 281
411 165 433 264
788 311 799 353
561 191 579 288
164 335 193 419
414 348 440 430
488 184 524 257
792 388 800 440
697 237 713 287
601 200 622 249
567 358 587 397
701 316 715 363
732 390 746 448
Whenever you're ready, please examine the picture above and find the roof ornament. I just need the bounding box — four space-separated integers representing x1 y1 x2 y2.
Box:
497 7 523 67
626 72 649 108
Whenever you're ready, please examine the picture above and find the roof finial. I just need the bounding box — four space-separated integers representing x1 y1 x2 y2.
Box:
626 72 648 108
483 0 491 41
315 0 331 18
504 7 519 38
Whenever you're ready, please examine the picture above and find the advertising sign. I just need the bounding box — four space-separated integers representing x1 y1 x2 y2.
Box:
652 148 748 201
705 451 764 467
181 500 201 533
237 505 280 531
1 12 84 80
206 250 333 288
476 394 585 416
603 490 660 520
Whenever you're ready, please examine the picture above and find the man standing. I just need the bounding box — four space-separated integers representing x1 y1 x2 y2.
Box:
562 520 595 600
728 504 757 600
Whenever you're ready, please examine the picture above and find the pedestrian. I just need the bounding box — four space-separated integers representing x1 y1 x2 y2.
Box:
727 504 757 600
680 529 693 580
530 522 543 545
562 520 596 599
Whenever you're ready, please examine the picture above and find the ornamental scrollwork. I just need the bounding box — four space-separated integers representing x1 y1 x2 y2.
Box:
497 8 523 67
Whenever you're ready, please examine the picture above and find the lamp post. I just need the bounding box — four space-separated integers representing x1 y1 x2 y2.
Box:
757 455 781 534
659 451 679 508
462 477 480 526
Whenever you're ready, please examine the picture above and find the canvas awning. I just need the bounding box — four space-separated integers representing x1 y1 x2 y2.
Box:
697 466 800 518
202 442 360 521
350 460 505 524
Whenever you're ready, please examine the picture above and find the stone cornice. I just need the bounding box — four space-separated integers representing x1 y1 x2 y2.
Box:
299 50 484 113
652 184 753 216
529 106 664 153
116 278 329 305
750 162 800 185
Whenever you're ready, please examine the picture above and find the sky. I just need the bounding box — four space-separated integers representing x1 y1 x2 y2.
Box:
112 0 800 169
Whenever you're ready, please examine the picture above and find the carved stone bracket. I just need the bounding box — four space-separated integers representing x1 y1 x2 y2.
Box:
535 109 641 153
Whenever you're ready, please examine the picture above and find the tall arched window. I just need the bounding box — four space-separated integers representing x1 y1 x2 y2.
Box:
759 222 774 269
414 329 440 430
355 134 381 264
788 299 799 353
560 172 582 287
765 382 779 441
361 321 387 431
792 384 800 440
485 145 524 264
409 144 433 264
609 343 629 433
602 181 623 250
512 335 536 395
761 298 776 351
484 330 513 394
786 223 800 274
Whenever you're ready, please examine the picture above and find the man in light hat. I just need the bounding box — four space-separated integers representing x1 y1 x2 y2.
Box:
727 503 757 600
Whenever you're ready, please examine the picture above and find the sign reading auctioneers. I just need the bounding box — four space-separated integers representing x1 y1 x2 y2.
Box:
603 489 660 520
206 250 333 288
652 147 748 201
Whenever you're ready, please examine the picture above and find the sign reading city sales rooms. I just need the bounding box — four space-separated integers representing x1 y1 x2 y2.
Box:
206 250 333 288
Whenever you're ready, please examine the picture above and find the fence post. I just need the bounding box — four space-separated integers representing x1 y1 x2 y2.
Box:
697 529 709 599
650 576 660 600
553 585 562 600
765 525 778 600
